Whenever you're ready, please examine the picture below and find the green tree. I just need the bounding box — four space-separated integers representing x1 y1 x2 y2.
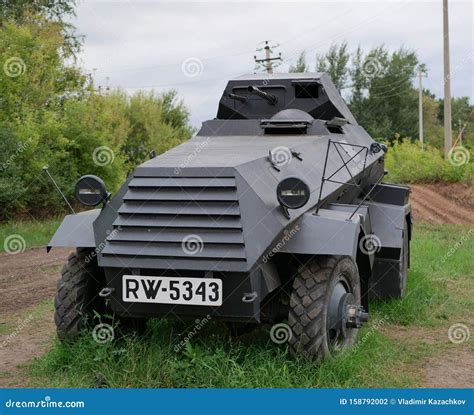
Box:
353 47 419 139
0 0 76 23
289 51 308 73
122 90 193 171
349 46 365 119
0 14 193 220
422 93 444 148
0 16 88 218
437 97 473 131
0 1 81 55
315 42 350 90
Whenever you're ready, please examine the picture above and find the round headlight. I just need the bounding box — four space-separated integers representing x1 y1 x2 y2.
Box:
74 175 107 206
277 177 310 209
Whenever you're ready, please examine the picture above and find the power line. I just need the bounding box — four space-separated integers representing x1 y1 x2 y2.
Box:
86 1 407 76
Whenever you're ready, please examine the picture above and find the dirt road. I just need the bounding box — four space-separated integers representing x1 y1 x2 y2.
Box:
0 184 472 387
410 183 474 225
0 248 71 387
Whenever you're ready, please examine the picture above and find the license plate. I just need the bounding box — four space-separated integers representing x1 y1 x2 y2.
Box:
122 275 223 306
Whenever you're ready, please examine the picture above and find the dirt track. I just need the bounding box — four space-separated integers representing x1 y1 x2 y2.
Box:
410 183 474 225
0 184 472 387
0 247 71 387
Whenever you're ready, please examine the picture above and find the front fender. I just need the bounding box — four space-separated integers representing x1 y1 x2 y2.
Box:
279 208 362 259
47 209 100 252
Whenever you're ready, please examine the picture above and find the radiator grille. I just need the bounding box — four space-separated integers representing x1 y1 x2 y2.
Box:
101 175 246 265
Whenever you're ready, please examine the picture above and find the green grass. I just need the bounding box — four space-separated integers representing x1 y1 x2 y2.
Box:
0 217 61 252
30 319 419 388
29 223 473 388
373 223 474 326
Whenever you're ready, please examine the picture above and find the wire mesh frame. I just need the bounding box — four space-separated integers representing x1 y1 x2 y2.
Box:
314 139 369 217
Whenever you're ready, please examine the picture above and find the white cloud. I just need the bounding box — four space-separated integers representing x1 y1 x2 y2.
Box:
74 0 473 127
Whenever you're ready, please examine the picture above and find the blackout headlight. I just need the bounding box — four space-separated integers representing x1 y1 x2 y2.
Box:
277 177 310 210
74 175 108 206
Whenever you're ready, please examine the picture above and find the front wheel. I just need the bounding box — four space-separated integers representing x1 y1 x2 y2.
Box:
54 248 105 341
288 256 366 359
54 248 147 341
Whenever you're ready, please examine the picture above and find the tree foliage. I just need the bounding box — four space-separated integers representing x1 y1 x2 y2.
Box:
288 43 473 143
315 42 350 91
0 0 81 55
289 51 308 73
0 12 193 220
0 0 76 23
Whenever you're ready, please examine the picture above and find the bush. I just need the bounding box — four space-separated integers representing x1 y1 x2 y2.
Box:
0 18 193 220
383 139 473 184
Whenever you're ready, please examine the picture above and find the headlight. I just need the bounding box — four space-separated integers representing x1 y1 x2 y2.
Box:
277 177 310 209
74 175 108 206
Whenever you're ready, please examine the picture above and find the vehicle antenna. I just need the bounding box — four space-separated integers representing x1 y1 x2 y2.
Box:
42 166 76 214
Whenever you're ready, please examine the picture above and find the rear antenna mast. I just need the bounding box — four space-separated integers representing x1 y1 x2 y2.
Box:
254 40 282 75
42 166 76 214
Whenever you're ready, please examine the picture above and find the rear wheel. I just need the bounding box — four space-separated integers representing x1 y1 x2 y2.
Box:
288 256 366 359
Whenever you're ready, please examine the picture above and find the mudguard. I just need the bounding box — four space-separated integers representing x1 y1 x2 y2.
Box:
365 183 411 250
279 208 363 260
47 209 100 252
365 184 412 299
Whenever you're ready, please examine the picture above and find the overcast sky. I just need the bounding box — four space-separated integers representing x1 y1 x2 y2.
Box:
73 0 473 127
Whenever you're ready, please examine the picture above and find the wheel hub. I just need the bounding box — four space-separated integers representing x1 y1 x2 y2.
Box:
328 281 369 338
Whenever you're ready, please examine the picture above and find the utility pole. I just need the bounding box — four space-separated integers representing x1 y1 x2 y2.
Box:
264 45 272 74
418 67 424 148
443 0 452 159
254 41 282 74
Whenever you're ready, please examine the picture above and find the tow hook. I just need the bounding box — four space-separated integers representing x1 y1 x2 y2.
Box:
99 287 115 298
345 305 369 328
242 292 258 303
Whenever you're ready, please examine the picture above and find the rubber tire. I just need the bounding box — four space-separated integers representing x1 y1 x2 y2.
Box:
288 256 361 359
54 248 105 341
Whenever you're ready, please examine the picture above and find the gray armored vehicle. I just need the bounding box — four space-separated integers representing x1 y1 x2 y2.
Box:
48 73 411 359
